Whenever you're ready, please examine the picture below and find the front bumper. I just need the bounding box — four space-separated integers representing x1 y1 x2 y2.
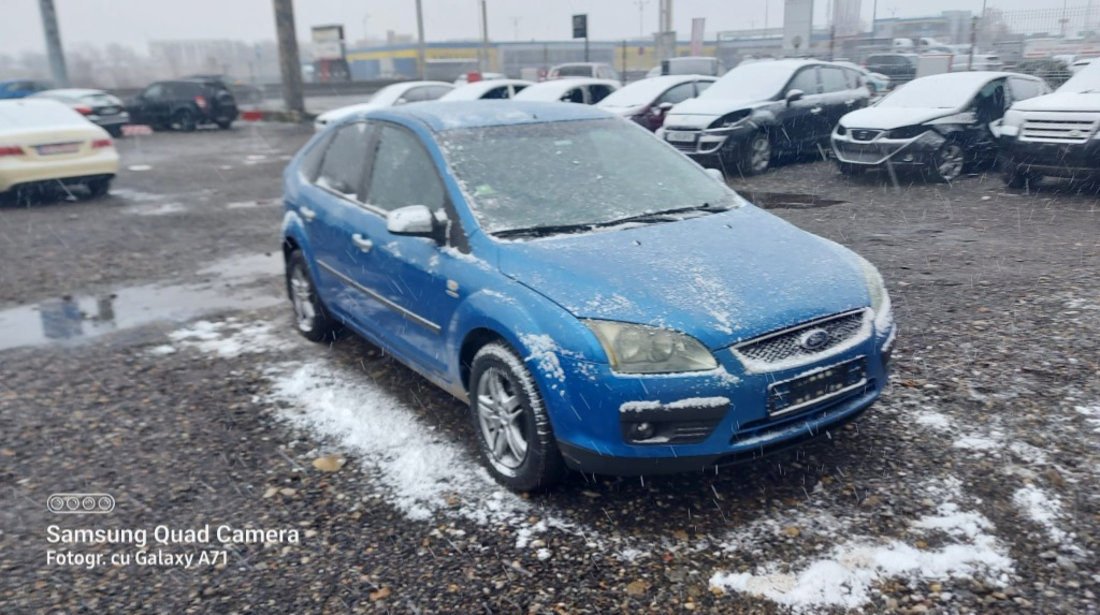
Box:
662 123 753 157
831 129 943 168
1001 137 1100 178
89 111 130 128
545 318 895 476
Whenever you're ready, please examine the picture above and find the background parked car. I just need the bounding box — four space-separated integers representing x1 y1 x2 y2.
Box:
126 79 238 132
0 98 117 200
646 56 723 78
513 78 619 105
1010 57 1073 89
660 59 870 175
1000 59 1100 187
831 71 1049 182
439 79 532 101
30 89 130 137
864 53 918 88
547 62 621 82
453 72 505 85
185 73 264 106
597 74 716 131
0 79 52 99
313 81 453 132
1070 57 1096 73
283 101 894 491
833 60 890 96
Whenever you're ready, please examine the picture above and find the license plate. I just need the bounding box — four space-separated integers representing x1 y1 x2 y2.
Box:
767 357 867 416
36 142 80 155
99 107 119 115
665 131 696 143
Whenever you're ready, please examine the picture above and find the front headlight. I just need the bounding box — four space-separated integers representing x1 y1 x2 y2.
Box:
583 320 717 374
857 256 892 332
1002 109 1024 128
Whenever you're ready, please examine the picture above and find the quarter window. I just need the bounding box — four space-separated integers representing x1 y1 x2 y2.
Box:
1009 77 1041 102
656 82 695 105
316 122 370 198
365 125 445 212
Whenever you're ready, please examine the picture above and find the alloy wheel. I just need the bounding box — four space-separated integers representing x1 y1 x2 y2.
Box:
289 264 316 333
937 143 965 182
475 366 529 470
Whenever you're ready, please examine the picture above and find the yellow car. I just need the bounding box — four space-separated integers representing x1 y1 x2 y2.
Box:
0 98 119 199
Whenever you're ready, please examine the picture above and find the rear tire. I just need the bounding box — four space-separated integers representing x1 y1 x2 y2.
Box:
470 342 566 492
85 177 111 199
285 250 340 343
216 119 233 130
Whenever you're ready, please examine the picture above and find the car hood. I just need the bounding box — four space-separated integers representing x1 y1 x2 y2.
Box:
1011 91 1100 113
664 97 760 128
496 206 870 350
838 106 953 129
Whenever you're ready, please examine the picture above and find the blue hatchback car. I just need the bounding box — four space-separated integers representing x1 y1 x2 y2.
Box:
282 101 895 491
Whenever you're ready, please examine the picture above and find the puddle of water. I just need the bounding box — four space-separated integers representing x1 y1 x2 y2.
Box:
226 199 280 210
121 203 188 216
128 165 153 171
0 253 284 352
744 191 847 209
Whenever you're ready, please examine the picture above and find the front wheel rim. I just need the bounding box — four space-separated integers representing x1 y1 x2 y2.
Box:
938 145 964 180
476 367 528 471
751 137 770 172
289 266 316 332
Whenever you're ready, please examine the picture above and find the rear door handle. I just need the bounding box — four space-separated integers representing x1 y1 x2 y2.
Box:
299 206 316 222
810 107 823 114
351 234 373 253
844 99 856 105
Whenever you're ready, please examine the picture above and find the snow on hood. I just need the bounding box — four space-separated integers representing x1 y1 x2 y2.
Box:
666 97 761 125
839 106 953 130
495 206 869 349
1010 91 1100 113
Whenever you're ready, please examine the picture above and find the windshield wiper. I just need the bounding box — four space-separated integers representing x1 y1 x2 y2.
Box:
492 223 598 238
603 203 729 226
491 203 729 239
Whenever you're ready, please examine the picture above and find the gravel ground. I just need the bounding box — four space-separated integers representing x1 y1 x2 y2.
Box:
2 127 1098 614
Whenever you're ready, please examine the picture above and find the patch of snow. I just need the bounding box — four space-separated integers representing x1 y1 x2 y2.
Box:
913 409 953 431
620 397 730 414
1012 485 1078 549
520 333 566 384
536 548 551 561
1076 403 1100 433
169 319 292 357
147 344 177 355
121 202 187 216
226 199 278 210
127 164 152 171
953 432 1004 452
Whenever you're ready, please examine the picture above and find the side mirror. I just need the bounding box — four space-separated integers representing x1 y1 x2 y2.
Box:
704 168 725 183
387 205 446 243
786 89 805 104
395 97 407 105
657 101 675 112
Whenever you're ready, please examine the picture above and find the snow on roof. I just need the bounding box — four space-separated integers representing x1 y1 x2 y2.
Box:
513 78 618 101
385 99 613 131
439 79 533 101
597 75 711 108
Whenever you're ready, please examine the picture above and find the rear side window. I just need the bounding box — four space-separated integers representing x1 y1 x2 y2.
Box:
316 122 370 198
365 124 445 212
588 85 614 103
656 82 695 105
482 85 510 100
562 87 585 103
695 81 712 95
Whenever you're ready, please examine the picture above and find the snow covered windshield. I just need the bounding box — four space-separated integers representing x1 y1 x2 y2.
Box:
598 78 679 107
698 62 794 101
439 118 741 236
1057 60 1100 93
877 75 987 109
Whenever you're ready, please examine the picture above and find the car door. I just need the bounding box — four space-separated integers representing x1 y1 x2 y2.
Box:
135 83 169 125
777 66 825 152
819 66 865 139
296 122 377 321
356 122 464 376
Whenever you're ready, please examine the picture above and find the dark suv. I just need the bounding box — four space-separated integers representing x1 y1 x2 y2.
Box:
126 79 238 131
863 54 918 88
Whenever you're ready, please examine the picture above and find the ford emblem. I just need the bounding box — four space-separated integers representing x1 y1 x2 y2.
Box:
799 328 831 352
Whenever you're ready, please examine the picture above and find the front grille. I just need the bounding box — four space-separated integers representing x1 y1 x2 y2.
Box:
1021 116 1099 144
834 141 890 163
732 309 868 369
850 129 882 142
671 141 697 152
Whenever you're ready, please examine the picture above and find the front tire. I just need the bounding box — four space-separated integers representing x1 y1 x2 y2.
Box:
738 131 772 176
285 251 340 343
172 109 197 132
931 140 965 183
470 342 566 492
216 119 233 130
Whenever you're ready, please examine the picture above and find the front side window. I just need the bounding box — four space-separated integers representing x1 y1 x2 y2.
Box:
820 67 849 93
316 122 370 198
788 68 820 95
365 125 445 212
656 82 695 105
483 86 510 100
143 84 165 99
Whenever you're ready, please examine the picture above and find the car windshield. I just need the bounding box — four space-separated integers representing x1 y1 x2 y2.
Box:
556 65 594 77
877 75 986 109
1058 60 1100 93
438 118 741 236
367 84 409 106
698 62 794 101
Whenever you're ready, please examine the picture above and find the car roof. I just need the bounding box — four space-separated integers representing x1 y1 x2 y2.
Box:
367 100 614 132
35 88 107 98
440 79 534 100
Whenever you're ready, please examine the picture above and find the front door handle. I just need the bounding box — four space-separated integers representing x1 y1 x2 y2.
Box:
810 107 823 114
299 206 316 222
844 99 855 105
351 234 373 253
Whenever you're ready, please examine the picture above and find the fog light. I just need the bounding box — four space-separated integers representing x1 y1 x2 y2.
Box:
630 422 655 440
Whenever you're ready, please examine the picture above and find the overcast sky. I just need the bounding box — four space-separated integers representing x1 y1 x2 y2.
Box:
0 0 1074 56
